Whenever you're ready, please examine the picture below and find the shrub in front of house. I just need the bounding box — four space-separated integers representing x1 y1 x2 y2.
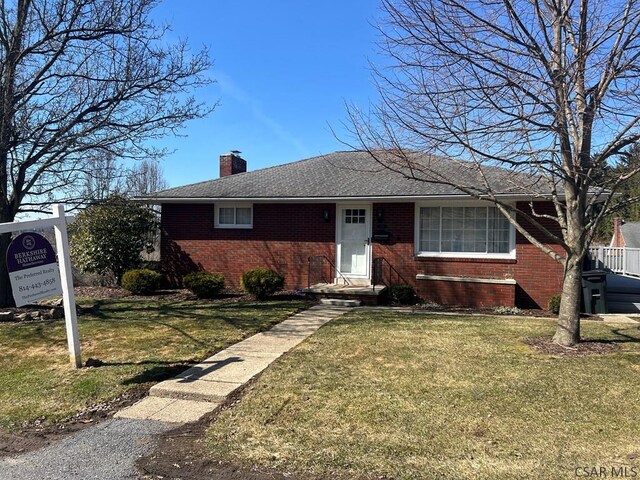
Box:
494 305 522 315
548 294 562 314
388 284 417 305
241 268 285 299
121 269 162 295
183 271 225 299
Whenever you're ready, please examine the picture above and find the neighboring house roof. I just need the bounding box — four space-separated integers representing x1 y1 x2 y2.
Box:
621 223 640 248
142 150 553 202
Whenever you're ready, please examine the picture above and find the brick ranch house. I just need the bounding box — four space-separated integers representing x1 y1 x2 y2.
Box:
142 150 565 308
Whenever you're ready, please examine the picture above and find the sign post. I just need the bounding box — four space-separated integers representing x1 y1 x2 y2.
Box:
0 204 81 368
52 205 81 368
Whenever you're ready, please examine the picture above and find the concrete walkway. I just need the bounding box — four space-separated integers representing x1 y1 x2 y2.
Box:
116 305 350 423
0 305 349 480
600 313 640 324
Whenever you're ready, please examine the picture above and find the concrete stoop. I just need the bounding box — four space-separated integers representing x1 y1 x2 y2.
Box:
115 306 350 424
320 298 361 307
305 284 387 306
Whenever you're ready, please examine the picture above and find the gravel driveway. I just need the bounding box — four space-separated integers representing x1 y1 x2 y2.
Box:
0 418 172 480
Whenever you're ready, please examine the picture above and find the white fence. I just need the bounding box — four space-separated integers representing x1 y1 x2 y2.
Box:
588 246 640 277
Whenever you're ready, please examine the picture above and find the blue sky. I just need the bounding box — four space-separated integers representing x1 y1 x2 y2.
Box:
151 1 382 188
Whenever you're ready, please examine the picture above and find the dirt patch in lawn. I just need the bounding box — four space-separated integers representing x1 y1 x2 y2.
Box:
524 336 620 356
75 286 192 301
0 385 148 458
137 383 352 480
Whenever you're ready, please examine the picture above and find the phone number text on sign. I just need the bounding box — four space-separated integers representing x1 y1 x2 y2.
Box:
10 265 62 305
17 276 58 292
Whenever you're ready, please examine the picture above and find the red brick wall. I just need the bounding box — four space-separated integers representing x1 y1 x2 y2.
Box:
370 202 564 308
416 280 515 307
161 200 565 308
513 201 566 308
161 203 336 289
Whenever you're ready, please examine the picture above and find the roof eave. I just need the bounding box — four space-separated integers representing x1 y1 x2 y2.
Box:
135 193 559 204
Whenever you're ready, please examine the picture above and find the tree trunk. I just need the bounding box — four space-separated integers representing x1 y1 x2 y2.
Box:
0 232 15 308
553 256 582 346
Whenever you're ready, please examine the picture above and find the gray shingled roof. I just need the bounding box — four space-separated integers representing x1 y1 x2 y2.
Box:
144 150 549 201
622 222 640 248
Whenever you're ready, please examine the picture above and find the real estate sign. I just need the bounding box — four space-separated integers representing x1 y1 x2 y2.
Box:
6 232 63 307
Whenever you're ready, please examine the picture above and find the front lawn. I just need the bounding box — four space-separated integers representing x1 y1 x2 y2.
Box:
205 312 640 480
0 298 308 431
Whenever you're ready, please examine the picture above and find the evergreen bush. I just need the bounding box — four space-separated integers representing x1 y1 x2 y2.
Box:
548 294 562 314
388 284 417 305
121 269 162 295
241 268 285 299
183 271 225 299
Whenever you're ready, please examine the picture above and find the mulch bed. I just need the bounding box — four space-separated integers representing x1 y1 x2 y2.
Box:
523 336 620 356
410 303 558 318
414 304 606 321
74 286 307 304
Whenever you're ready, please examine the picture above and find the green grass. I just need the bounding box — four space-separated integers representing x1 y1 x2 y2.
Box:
0 298 308 431
205 312 640 479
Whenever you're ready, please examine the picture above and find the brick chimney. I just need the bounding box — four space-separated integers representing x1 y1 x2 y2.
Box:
611 217 625 247
219 150 247 177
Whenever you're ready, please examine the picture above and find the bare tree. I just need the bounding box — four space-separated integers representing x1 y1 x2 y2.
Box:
125 159 168 197
348 0 640 346
82 154 125 201
81 156 168 201
0 0 213 307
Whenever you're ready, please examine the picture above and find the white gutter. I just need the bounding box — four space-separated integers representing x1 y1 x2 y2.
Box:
136 194 559 204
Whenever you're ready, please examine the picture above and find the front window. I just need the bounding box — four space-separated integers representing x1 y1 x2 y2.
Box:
417 205 513 256
344 208 366 224
215 204 253 228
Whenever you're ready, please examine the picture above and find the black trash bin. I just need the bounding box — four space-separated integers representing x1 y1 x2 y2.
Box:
581 270 608 314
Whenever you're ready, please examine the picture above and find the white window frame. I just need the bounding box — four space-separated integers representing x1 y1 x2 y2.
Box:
215 203 253 229
414 201 516 259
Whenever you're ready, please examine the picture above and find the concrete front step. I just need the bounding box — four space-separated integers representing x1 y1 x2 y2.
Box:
320 298 362 307
149 378 242 403
115 397 219 423
305 284 387 306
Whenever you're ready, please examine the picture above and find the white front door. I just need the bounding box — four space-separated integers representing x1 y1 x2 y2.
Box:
336 205 371 284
